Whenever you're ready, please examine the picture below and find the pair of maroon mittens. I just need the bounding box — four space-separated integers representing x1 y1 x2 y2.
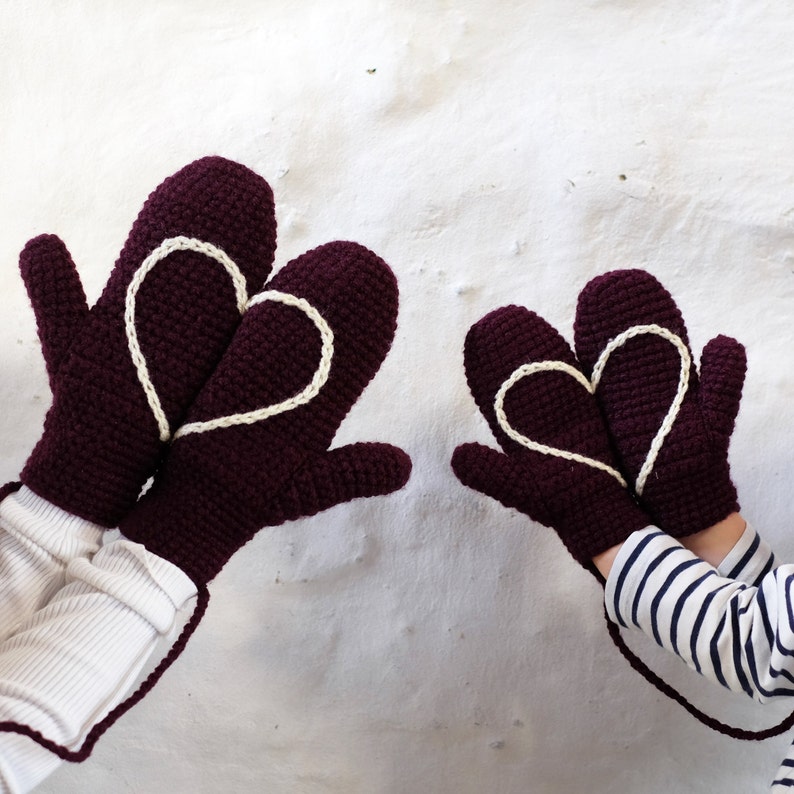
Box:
450 273 794 740
3 157 411 759
452 271 745 570
21 156 410 586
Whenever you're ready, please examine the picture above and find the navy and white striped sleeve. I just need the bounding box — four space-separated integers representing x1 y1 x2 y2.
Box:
605 525 794 702
716 523 777 586
772 743 794 790
605 525 794 790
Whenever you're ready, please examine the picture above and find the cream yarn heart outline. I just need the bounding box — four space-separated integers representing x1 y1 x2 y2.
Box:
173 289 334 439
495 361 628 487
591 323 690 495
126 237 335 443
494 323 690 494
126 236 250 442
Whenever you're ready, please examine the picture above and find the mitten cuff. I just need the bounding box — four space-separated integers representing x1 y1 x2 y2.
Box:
562 483 653 566
645 462 739 539
0 485 103 565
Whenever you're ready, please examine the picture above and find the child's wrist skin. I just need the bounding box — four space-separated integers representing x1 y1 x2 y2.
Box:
591 512 747 580
678 512 746 568
592 542 623 579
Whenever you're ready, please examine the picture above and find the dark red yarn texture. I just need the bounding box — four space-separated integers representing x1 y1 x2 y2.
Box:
21 157 278 527
574 269 746 538
451 305 649 566
19 236 89 392
121 241 411 586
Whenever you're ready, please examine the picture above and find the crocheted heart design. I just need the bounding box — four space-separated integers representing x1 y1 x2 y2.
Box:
127 237 334 441
495 359 628 486
590 323 690 495
126 236 250 441
173 289 334 439
495 323 690 494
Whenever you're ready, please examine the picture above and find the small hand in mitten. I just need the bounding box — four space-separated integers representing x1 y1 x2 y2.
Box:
18 157 278 526
574 270 746 537
120 241 412 587
451 306 650 569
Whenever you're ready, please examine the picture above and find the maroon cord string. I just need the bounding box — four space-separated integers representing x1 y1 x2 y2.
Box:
0 584 210 761
0 482 22 504
606 610 794 740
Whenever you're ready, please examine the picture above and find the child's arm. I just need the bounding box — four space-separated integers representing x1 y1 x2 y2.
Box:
603 523 794 792
601 519 791 703
593 511 751 579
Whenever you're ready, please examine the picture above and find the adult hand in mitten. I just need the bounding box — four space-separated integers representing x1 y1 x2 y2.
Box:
18 156 277 527
0 241 409 764
120 241 412 587
451 305 650 571
574 269 746 537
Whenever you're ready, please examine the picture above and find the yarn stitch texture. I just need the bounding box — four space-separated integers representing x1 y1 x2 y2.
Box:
19 156 277 526
590 323 691 496
174 289 334 439
125 236 251 442
451 304 649 567
496 323 692 494
120 240 412 587
495 360 628 487
574 269 746 537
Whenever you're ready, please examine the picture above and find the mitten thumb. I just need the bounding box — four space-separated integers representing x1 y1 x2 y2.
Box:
698 335 746 445
264 442 412 525
19 234 89 389
451 442 550 525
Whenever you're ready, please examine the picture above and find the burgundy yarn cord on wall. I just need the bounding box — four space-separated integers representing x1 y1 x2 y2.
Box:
606 611 794 740
0 585 210 762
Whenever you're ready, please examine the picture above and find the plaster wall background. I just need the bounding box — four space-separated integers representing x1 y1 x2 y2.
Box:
1 1 794 791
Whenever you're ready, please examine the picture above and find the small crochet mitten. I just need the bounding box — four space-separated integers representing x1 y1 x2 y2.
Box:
451 306 650 568
574 269 746 537
120 241 412 586
18 156 278 527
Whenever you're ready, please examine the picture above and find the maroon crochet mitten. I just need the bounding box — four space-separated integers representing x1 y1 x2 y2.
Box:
120 241 412 586
574 269 746 537
451 306 650 569
20 235 89 392
18 157 277 527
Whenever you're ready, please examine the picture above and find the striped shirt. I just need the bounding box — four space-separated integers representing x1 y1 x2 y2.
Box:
606 525 794 790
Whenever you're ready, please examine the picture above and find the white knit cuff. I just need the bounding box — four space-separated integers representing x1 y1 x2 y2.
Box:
0 485 103 565
66 539 198 635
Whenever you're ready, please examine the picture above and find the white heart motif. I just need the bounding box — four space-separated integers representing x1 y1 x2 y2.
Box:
494 324 691 494
125 237 334 443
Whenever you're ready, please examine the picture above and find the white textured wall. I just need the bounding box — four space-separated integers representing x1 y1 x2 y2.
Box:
2 1 794 791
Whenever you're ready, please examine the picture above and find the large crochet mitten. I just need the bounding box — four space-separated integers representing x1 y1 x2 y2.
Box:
451 306 650 568
120 241 412 586
18 157 277 527
574 270 746 537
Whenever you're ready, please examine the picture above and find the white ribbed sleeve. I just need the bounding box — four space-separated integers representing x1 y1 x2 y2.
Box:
0 537 196 793
0 487 103 641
